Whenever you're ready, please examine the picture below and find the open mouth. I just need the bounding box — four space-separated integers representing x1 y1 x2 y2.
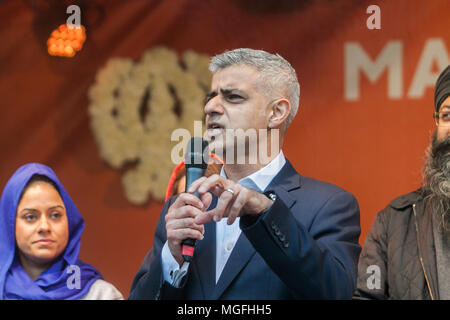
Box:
207 122 224 136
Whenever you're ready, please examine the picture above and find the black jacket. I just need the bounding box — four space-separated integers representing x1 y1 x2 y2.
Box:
354 190 439 300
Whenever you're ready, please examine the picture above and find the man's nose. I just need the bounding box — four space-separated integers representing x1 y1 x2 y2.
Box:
204 96 224 116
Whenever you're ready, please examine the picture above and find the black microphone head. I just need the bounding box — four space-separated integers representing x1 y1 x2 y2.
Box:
185 137 209 169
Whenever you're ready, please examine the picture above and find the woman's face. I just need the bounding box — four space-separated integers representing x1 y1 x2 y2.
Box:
15 181 69 266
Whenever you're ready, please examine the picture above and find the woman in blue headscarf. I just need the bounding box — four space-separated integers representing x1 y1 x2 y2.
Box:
0 163 123 300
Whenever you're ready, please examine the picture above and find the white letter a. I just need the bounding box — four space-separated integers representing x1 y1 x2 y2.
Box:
366 5 381 30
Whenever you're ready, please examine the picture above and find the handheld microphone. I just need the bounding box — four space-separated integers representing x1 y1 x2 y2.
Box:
181 137 209 262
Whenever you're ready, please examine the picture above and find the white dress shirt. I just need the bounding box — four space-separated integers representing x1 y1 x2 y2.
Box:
161 150 286 285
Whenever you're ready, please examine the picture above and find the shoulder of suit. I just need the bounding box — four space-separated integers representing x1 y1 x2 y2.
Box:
297 174 353 198
80 279 124 300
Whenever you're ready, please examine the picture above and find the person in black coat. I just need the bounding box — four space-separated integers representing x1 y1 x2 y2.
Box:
354 65 450 300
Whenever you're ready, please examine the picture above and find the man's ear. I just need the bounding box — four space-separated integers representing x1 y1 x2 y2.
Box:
268 99 291 129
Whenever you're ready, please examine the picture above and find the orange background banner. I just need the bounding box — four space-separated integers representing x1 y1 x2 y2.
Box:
1 0 449 297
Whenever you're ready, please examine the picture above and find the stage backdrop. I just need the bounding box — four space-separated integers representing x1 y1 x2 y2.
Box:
1 0 449 297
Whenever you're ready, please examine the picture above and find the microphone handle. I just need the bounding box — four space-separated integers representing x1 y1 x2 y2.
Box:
181 168 205 262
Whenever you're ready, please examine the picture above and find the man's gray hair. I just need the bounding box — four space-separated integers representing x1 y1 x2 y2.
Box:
209 48 300 130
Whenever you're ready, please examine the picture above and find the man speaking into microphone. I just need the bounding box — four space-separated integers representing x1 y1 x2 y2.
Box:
129 48 361 300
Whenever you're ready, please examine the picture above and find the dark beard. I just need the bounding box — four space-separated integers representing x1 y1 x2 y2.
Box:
422 132 450 232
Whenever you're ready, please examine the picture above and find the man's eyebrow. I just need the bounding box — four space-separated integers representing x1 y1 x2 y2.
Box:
220 88 233 95
205 88 245 102
441 105 450 111
205 91 217 101
220 88 247 97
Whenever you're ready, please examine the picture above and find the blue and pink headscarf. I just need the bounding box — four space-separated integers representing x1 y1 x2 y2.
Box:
0 163 102 299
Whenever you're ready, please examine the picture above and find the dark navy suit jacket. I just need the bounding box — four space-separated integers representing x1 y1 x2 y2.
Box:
129 160 361 299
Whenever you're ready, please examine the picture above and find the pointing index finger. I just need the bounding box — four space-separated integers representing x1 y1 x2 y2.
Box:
187 176 208 194
197 174 228 195
171 192 204 210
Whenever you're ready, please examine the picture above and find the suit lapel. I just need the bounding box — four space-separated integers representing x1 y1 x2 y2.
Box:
193 198 217 299
210 231 256 299
265 159 302 209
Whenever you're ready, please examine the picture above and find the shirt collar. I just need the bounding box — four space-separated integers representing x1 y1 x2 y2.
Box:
219 150 286 192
